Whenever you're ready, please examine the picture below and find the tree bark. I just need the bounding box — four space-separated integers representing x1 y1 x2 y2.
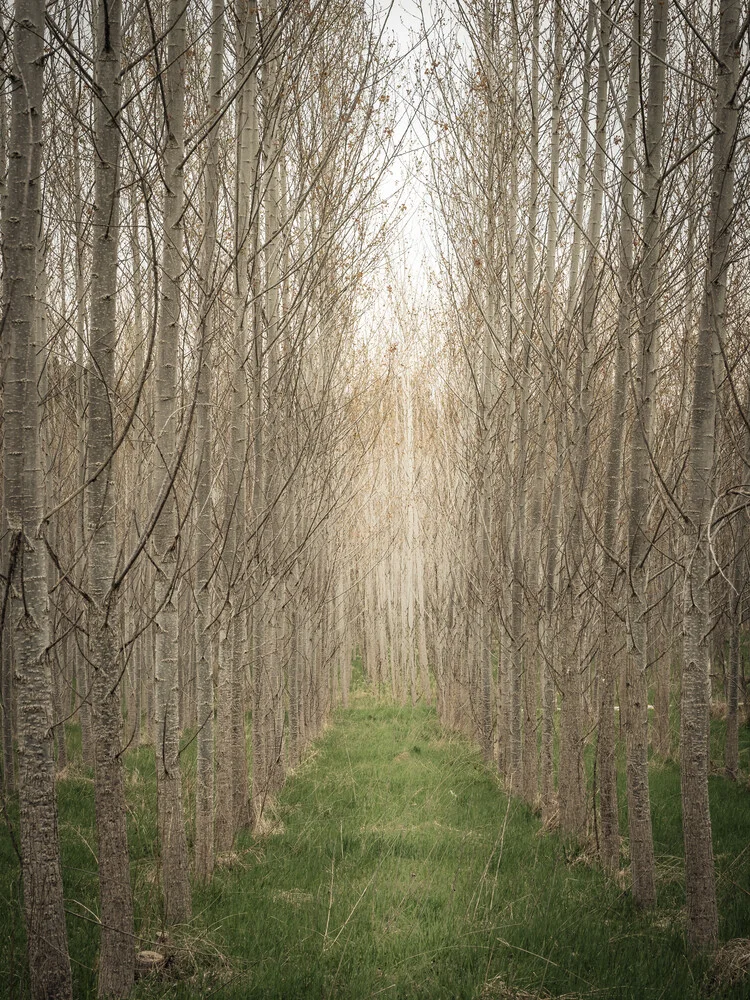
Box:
538 0 563 824
87 0 136 991
193 0 224 883
681 0 740 949
623 0 669 909
2 2 73 995
597 0 641 873
153 0 191 926
519 0 541 808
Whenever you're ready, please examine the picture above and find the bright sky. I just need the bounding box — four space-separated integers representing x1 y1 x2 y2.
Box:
356 1 439 360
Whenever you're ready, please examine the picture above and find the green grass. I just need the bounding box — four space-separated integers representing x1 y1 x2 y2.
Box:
1 695 749 999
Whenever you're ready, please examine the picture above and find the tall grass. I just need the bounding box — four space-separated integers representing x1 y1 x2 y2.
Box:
0 690 748 998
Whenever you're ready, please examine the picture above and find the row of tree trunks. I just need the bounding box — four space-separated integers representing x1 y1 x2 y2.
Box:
409 0 747 956
680 0 741 950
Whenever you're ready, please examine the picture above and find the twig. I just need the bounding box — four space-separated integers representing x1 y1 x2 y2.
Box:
489 791 513 913
324 855 335 944
325 864 379 951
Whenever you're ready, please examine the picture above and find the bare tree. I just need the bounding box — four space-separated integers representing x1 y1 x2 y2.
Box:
1 0 73 995
194 0 225 886
681 0 742 950
624 0 670 909
152 0 192 925
597 0 642 875
86 0 135 989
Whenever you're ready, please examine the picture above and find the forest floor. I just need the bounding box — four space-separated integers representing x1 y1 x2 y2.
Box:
1 691 750 998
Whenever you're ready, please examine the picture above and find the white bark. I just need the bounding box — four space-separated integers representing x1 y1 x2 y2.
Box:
194 0 224 884
681 0 740 949
153 0 191 925
597 0 641 874
520 0 541 806
2 1 73 995
624 0 669 908
87 0 135 990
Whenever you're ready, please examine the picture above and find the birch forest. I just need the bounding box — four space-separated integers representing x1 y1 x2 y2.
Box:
1 0 750 997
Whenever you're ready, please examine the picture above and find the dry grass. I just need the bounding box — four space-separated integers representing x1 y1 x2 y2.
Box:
215 842 264 869
710 701 728 721
273 888 313 907
655 854 684 885
251 799 287 838
613 867 630 891
564 839 599 869
55 761 94 782
709 938 750 991
479 977 548 999
133 923 233 988
479 982 617 1000
538 814 559 835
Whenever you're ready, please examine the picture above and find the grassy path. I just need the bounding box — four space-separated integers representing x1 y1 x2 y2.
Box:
171 701 747 999
1 698 749 998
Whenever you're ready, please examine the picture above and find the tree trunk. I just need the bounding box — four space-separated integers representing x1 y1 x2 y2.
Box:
0 46 14 796
623 0 669 909
537 0 563 819
2 2 73 995
69 21 95 770
519 0 541 808
681 0 740 949
193 0 224 884
87 0 135 991
596 0 640 867
153 0 191 926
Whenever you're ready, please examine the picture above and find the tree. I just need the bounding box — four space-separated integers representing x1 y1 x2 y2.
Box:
86 0 135 989
681 0 742 950
597 0 642 874
624 0 670 908
152 0 192 925
194 0 225 887
1 0 73 995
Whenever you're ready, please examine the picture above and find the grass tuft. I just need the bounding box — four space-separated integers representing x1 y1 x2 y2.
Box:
705 938 750 995
479 976 548 998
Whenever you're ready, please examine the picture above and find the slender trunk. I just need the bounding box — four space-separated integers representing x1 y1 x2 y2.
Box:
254 0 285 827
2 2 73 995
232 605 251 824
193 0 224 883
535 0 562 821
623 0 669 909
653 565 671 758
153 0 191 925
214 21 253 839
69 20 94 769
215 611 235 850
681 0 740 949
87 0 135 991
726 387 749 778
519 0 541 808
596 0 640 875
0 37 14 797
542 437 562 824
